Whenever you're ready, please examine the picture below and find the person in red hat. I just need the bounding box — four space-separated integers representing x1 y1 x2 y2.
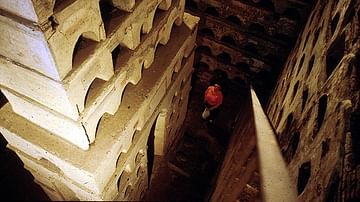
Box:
202 84 223 123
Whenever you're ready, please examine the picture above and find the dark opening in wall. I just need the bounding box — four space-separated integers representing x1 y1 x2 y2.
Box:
331 12 340 34
205 6 219 17
284 113 293 135
248 23 266 35
99 0 119 35
185 0 198 10
221 35 236 45
48 16 59 30
226 15 241 26
117 170 131 191
196 45 212 55
297 161 311 194
199 28 215 38
343 0 356 27
94 116 103 139
314 95 328 137
72 35 98 68
313 28 321 48
54 0 75 12
0 90 7 108
84 78 106 108
302 88 309 110
321 138 330 158
236 62 250 72
326 33 345 78
307 55 315 76
297 54 305 75
217 52 232 65
350 106 360 165
112 45 122 69
285 131 300 163
147 120 156 184
243 43 258 55
292 81 299 101
283 8 301 22
195 61 209 74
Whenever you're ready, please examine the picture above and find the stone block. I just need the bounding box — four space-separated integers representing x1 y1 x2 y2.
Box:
0 0 105 81
0 14 198 197
0 0 188 150
0 0 55 25
0 0 185 121
0 49 196 201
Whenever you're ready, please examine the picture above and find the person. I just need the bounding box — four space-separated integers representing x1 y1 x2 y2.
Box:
202 84 223 123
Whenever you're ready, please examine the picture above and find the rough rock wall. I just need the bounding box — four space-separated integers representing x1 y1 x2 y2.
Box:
267 0 360 201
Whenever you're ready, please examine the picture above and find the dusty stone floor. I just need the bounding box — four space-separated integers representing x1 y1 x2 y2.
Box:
0 72 246 201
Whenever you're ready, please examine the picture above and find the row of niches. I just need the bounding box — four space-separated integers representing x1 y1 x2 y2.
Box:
90 43 190 145
0 0 183 124
75 2 187 120
112 68 192 195
185 0 310 23
70 0 178 74
272 95 331 197
43 0 181 82
274 98 360 198
196 46 276 87
116 153 147 200
196 28 283 67
264 0 360 199
194 33 277 79
269 54 358 200
292 2 358 80
272 75 360 200
273 2 360 111
193 60 274 103
194 50 275 88
184 0 306 41
71 0 187 111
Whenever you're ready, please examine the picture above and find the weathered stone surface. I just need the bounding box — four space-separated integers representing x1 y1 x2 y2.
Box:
0 0 55 25
0 0 105 81
266 0 360 201
0 14 198 199
0 0 187 150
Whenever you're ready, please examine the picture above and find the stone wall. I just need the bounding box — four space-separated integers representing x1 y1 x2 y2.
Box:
0 0 199 200
266 0 360 201
185 0 313 103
